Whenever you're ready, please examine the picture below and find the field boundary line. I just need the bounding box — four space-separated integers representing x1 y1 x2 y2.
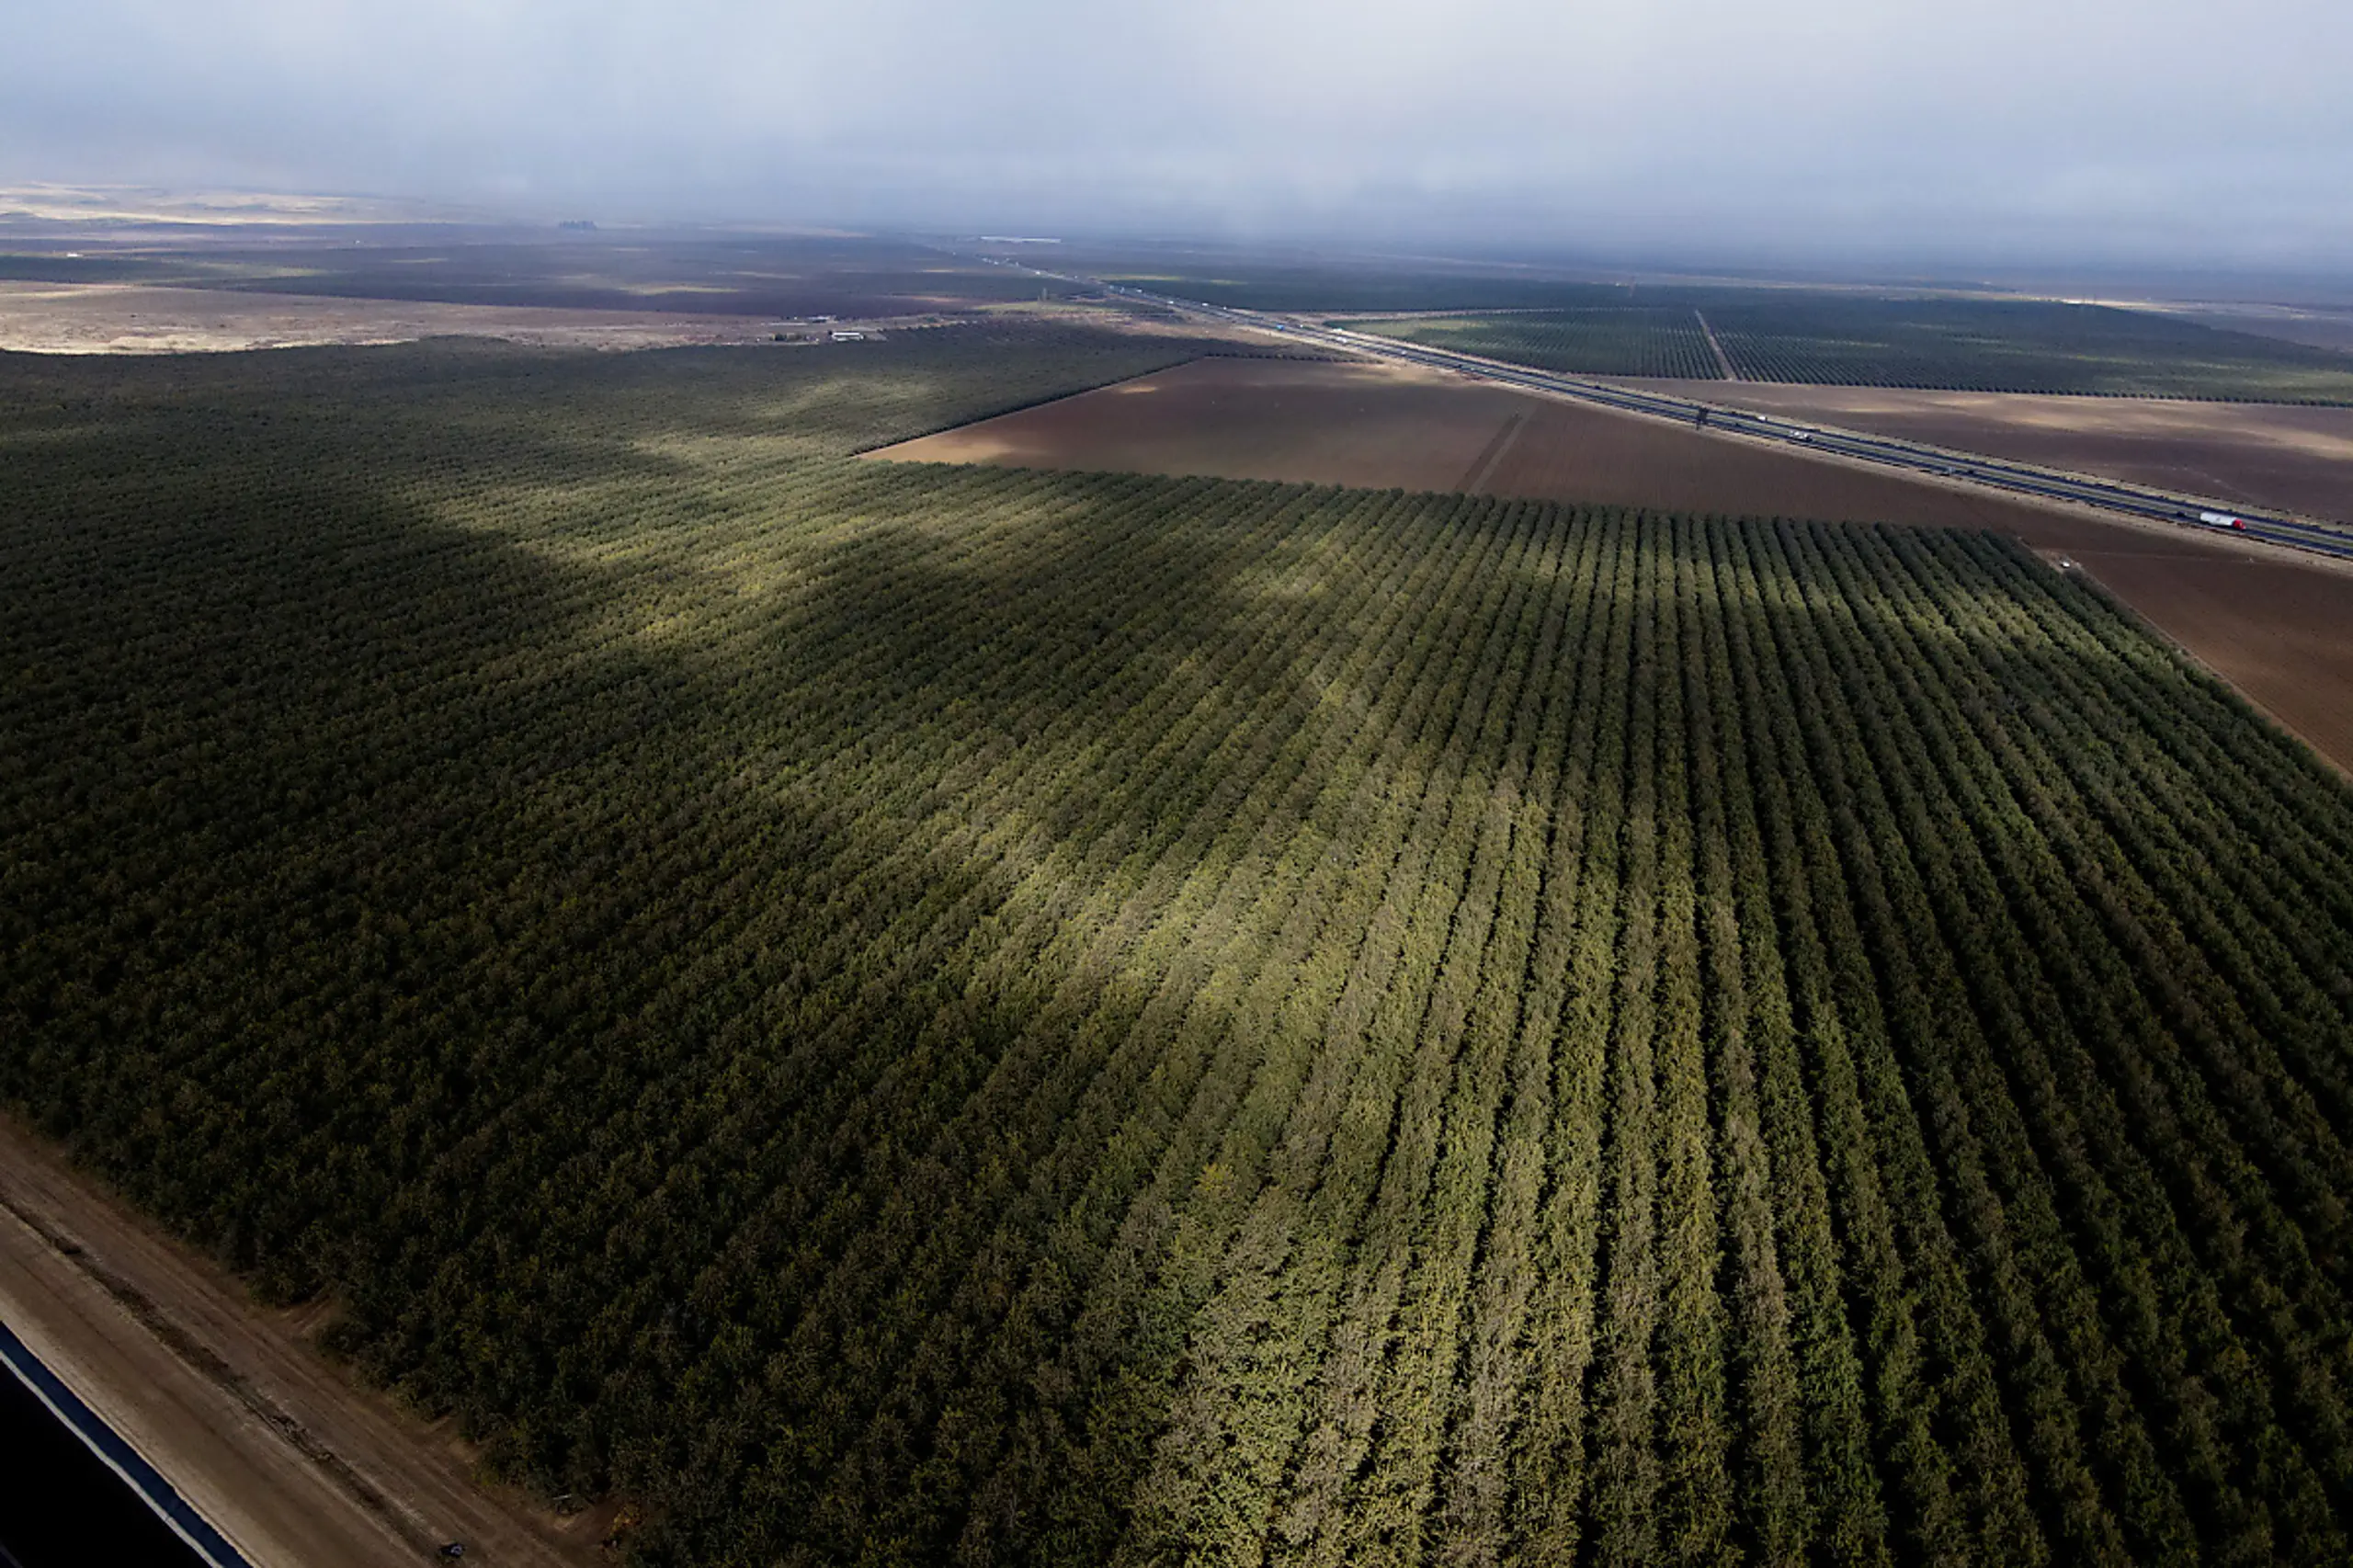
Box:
1693 311 1740 381
1458 412 1529 494
845 352 1211 456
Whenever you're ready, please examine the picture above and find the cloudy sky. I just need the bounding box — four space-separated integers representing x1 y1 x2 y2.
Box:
6 0 2349 267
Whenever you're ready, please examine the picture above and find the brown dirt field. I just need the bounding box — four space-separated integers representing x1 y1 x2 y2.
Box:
871 356 2353 771
1611 380 2353 526
878 357 1538 490
2006 519 2353 774
0 1115 604 1567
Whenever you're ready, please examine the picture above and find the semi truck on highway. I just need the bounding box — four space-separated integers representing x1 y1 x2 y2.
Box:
2198 510 2250 530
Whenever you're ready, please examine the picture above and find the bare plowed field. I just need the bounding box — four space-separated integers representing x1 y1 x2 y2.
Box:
873 357 2353 770
2008 518 2353 770
1615 380 2353 525
878 357 1532 489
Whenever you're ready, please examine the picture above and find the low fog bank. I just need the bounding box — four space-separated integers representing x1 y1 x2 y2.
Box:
6 0 2348 278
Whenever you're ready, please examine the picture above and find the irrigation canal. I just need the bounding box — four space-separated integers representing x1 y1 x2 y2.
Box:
0 1318 242 1568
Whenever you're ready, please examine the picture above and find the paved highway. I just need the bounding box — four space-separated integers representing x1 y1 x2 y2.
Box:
977 256 2353 564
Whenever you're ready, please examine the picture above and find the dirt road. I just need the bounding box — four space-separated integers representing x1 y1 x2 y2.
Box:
1693 310 1739 381
0 1118 605 1568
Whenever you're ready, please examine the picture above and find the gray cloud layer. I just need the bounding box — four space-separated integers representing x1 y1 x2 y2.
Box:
6 0 2349 267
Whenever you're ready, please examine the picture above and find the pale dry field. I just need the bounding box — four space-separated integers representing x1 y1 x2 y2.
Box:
1617 379 2353 525
874 356 2353 770
0 284 1262 357
0 280 790 354
2169 305 2353 356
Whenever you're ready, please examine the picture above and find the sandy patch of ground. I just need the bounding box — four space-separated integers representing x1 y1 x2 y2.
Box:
871 357 2353 771
0 280 800 353
1611 380 2353 525
0 1116 604 1567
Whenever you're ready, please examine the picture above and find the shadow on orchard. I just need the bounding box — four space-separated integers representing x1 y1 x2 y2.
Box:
0 343 1539 1563
0 319 1226 476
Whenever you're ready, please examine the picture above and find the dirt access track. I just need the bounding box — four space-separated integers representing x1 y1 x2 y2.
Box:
875 357 2353 772
0 1116 604 1568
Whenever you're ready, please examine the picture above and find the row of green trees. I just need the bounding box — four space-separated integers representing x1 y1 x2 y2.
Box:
1355 295 2353 400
